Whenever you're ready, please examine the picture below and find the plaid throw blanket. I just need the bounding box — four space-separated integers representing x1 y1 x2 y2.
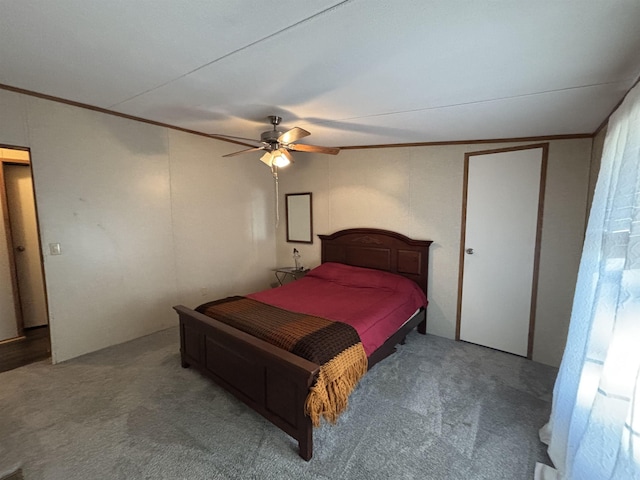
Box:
196 296 368 426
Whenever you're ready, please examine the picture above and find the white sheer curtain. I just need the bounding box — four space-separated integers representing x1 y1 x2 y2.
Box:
535 82 640 480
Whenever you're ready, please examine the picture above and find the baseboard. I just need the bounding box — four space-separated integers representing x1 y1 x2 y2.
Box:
0 467 23 480
0 336 26 346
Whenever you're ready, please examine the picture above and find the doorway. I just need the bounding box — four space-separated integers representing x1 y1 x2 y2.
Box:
0 147 50 372
456 144 547 358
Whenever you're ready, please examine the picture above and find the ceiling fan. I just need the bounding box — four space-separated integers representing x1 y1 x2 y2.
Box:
220 115 340 168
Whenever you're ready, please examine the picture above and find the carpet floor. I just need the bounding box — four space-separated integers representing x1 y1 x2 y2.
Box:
0 327 557 479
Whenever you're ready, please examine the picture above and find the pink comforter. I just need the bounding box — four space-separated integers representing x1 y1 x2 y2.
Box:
248 262 427 356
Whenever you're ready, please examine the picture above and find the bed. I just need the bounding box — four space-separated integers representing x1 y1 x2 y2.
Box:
173 228 432 460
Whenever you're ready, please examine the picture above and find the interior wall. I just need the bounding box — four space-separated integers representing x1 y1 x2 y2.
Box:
588 125 607 213
0 163 18 340
276 139 592 367
0 84 594 366
0 147 36 342
0 92 30 342
0 88 275 363
168 129 277 307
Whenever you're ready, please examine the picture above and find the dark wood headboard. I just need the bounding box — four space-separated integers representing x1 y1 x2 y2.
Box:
318 228 433 298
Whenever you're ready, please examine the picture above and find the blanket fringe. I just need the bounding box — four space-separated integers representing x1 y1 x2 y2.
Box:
304 343 368 427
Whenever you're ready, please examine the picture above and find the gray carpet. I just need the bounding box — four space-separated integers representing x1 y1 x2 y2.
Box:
0 327 556 480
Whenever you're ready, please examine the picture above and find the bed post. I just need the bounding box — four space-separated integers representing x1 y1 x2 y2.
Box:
418 316 427 335
298 421 313 460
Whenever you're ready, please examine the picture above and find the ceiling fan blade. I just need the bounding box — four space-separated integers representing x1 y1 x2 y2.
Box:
278 127 310 144
222 146 266 158
288 143 340 155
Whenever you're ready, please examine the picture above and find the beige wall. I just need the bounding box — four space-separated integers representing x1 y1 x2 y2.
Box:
0 183 18 340
0 86 594 367
588 125 607 213
276 139 593 367
0 149 32 341
168 129 277 305
0 89 276 363
0 93 29 341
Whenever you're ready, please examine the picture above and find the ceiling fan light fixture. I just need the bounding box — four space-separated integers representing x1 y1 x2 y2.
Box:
222 115 338 163
272 154 290 168
273 149 293 167
260 149 293 168
260 151 273 166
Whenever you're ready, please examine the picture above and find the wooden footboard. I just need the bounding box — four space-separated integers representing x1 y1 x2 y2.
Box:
174 305 320 460
175 304 426 460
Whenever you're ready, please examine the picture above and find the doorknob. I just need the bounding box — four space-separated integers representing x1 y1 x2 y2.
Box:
465 248 474 255
16 245 26 252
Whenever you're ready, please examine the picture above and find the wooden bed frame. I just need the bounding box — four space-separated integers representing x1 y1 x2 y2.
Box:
173 228 432 460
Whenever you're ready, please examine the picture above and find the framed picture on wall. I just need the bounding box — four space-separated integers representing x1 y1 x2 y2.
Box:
286 192 312 243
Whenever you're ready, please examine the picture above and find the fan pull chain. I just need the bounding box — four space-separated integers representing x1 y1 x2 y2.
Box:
272 166 279 228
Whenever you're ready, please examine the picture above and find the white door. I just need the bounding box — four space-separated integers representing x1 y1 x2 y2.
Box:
4 163 48 328
458 145 545 357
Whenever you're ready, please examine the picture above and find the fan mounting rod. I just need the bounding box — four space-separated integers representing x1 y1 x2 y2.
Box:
261 115 285 146
268 115 282 127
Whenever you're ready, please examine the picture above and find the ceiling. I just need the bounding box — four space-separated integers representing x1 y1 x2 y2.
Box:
2 1 640 150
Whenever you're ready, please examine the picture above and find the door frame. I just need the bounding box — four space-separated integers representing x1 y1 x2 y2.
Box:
0 145 48 338
455 143 548 359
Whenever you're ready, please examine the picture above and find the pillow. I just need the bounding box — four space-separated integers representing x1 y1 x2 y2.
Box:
307 262 409 291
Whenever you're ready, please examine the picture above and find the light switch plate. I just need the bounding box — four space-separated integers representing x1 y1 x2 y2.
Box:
49 243 61 255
